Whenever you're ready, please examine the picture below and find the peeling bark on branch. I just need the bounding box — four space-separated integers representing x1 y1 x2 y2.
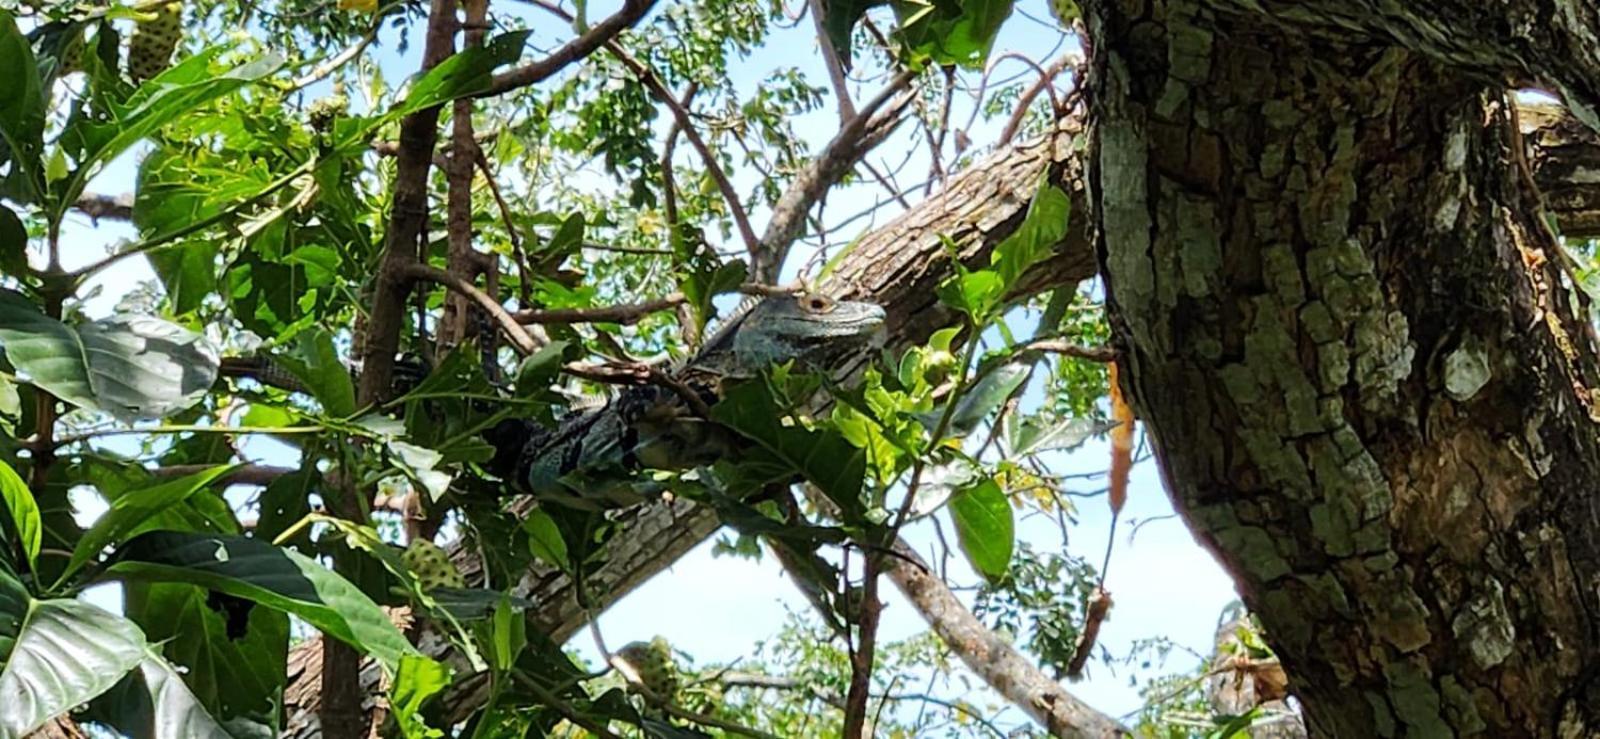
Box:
1088 0 1600 733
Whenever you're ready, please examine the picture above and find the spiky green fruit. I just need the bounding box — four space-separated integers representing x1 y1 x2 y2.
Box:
402 539 466 592
127 2 182 83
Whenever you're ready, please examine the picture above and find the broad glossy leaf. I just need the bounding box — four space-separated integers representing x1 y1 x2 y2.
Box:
0 597 147 737
948 478 1014 582
0 460 40 572
892 0 1013 69
0 568 26 662
941 362 1031 437
0 11 45 200
820 0 886 66
275 329 356 417
127 654 239 739
428 588 536 622
64 465 236 584
0 291 221 421
911 455 982 517
990 175 1071 292
108 531 422 674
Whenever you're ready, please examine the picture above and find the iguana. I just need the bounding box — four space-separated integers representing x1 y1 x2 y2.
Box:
484 292 887 507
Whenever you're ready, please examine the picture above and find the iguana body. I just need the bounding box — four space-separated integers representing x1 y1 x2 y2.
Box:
486 293 887 506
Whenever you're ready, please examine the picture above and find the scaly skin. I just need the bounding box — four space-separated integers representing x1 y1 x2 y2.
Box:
487 293 887 505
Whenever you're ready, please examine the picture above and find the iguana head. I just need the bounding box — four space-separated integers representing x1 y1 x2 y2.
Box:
704 293 887 375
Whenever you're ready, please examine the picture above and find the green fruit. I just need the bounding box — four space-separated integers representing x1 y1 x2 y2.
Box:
127 2 183 83
402 539 466 592
1049 0 1081 26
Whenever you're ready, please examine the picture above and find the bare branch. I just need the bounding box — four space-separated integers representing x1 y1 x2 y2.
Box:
753 71 917 281
807 0 857 124
290 24 378 91
486 0 657 95
999 54 1077 147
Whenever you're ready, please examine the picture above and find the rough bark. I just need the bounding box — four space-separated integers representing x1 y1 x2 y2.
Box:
1087 0 1600 734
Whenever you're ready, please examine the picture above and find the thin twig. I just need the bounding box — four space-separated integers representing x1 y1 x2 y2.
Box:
807 0 856 124
290 24 378 91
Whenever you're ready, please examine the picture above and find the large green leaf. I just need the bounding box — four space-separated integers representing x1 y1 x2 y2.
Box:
0 460 39 573
891 0 1014 69
272 329 357 417
107 531 423 674
948 478 1014 582
0 11 45 201
711 381 868 520
126 654 240 739
990 174 1071 292
0 595 147 737
52 48 283 223
124 582 287 732
0 290 221 421
62 465 237 584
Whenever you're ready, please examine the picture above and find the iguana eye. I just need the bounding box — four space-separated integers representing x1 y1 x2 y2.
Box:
804 295 835 313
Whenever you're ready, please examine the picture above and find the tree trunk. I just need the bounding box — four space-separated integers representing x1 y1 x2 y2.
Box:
1086 0 1600 734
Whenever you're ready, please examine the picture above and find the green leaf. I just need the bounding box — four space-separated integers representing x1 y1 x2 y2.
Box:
711 381 868 521
941 362 1031 437
0 567 27 663
125 653 242 739
1009 415 1111 456
820 0 887 67
546 211 586 256
107 531 423 674
990 175 1071 291
392 654 450 739
54 49 284 223
0 11 46 201
948 478 1013 582
122 582 287 734
273 329 356 417
491 594 526 672
522 509 569 571
0 205 27 277
890 0 1014 69
936 267 1004 321
0 596 147 737
0 290 221 421
62 465 236 585
0 460 40 573
146 240 219 317
391 31 533 118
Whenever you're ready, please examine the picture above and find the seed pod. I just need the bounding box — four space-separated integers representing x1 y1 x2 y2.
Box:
127 2 183 83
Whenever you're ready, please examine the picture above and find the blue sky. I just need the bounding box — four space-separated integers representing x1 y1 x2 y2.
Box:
37 0 1242 730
